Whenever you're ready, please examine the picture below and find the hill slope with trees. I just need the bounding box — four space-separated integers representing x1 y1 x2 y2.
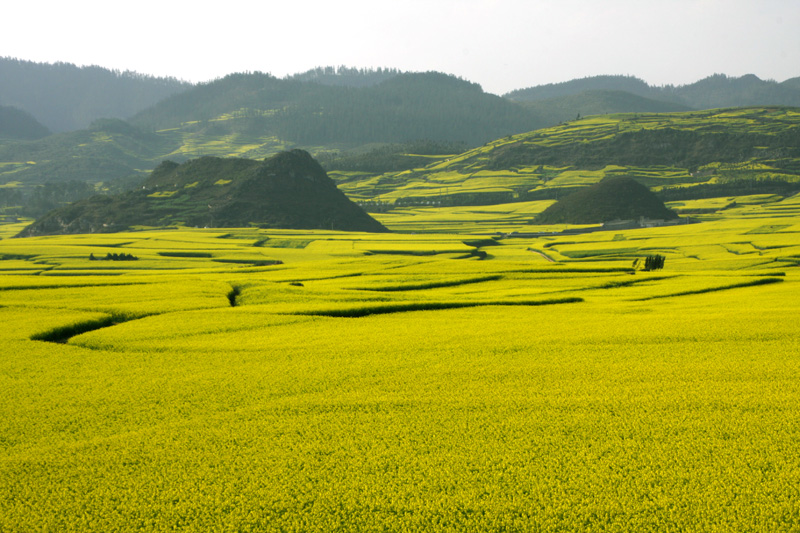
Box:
506 74 800 110
0 105 51 140
0 57 192 132
130 71 547 146
2 63 800 219
336 107 800 207
535 177 678 223
518 90 692 126
18 150 387 236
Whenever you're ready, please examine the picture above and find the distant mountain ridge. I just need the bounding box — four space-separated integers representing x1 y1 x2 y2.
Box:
286 66 402 88
0 57 192 132
129 71 546 146
1 59 799 220
506 74 800 110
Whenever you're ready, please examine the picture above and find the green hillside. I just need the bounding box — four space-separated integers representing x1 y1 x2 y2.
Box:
0 70 547 217
3 81 800 222
535 177 678 224
0 105 51 140
506 74 800 110
336 107 800 207
18 150 387 236
520 89 692 125
130 71 547 146
3 70 546 181
0 57 191 132
506 75 654 101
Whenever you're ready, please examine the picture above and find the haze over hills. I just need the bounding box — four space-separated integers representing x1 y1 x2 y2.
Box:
0 105 51 140
3 58 800 137
128 71 546 146
19 149 387 236
286 66 403 88
506 74 800 110
1 58 799 221
519 90 693 126
0 70 551 204
0 57 191 132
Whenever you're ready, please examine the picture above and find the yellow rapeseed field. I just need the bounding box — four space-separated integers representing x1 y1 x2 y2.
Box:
1 196 800 531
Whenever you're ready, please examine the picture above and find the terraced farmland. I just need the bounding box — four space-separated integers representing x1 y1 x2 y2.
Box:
2 197 800 531
337 107 800 206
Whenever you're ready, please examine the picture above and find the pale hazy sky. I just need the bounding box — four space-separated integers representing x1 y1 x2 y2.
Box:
3 0 799 94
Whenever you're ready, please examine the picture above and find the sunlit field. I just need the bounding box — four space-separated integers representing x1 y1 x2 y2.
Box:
2 195 800 531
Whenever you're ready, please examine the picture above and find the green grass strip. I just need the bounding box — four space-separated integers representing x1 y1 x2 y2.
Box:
157 251 213 258
0 281 148 291
295 297 583 318
355 275 503 292
31 315 122 344
633 277 784 301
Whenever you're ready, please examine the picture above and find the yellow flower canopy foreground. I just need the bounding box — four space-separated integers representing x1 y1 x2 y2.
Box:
1 198 800 531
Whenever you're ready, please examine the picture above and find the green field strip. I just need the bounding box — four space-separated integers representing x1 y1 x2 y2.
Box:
350 274 504 292
0 281 150 291
29 312 133 344
292 296 584 318
632 277 784 301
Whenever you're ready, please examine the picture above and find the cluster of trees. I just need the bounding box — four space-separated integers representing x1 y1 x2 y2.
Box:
287 66 402 88
633 254 666 271
89 252 138 261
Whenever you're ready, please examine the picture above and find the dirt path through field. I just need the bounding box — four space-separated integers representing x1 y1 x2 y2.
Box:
529 248 556 262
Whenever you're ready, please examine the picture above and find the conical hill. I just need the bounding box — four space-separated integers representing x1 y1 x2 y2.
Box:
535 177 678 224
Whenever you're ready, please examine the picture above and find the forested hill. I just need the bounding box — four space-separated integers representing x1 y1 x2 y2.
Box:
0 57 192 132
286 66 402 88
520 90 692 127
507 76 654 101
19 150 388 236
130 71 546 146
506 74 800 110
0 105 51 140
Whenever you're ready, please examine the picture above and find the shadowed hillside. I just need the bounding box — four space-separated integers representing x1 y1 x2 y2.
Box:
0 57 191 132
19 150 387 236
0 105 51 140
519 90 692 125
130 71 546 146
506 74 800 110
535 177 678 224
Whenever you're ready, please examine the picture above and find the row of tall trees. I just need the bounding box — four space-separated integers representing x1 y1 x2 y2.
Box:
287 66 402 88
633 254 666 271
